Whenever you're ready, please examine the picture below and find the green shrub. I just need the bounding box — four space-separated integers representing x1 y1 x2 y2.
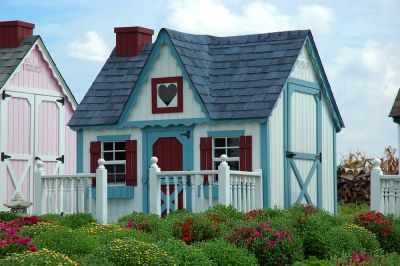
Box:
195 239 258 266
293 257 336 266
203 204 244 223
158 239 213 266
32 225 98 257
19 222 63 238
90 237 175 265
379 252 400 266
341 223 382 255
77 254 114 266
39 213 64 224
79 222 123 236
0 248 77 265
60 213 96 229
94 228 156 245
326 226 364 258
226 221 303 265
0 211 20 221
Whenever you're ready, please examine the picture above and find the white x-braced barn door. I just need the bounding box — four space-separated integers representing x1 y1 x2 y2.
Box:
0 91 65 211
285 82 322 208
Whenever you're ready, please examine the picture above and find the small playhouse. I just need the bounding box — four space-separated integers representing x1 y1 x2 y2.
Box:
0 21 77 212
68 25 344 221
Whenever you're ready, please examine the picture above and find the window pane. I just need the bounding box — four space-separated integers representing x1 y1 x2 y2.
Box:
103 142 113 151
214 138 226 147
105 164 115 174
115 142 126 150
116 164 125 173
214 148 225 157
104 152 113 161
227 137 240 147
228 161 239 170
214 162 220 170
115 152 125 160
115 174 125 183
107 174 115 183
228 148 239 157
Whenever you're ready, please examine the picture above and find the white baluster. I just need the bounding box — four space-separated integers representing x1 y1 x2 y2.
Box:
70 178 74 214
396 181 400 216
165 176 170 214
182 176 187 210
87 181 93 214
78 178 85 213
46 179 51 213
243 177 247 212
237 176 242 212
59 178 64 215
389 180 395 215
199 175 204 211
208 175 213 209
246 177 251 212
192 175 197 212
233 176 238 209
174 176 179 211
54 179 59 214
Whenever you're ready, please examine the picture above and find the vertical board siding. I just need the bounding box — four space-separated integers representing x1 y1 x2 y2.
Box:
128 44 205 121
65 102 76 174
268 92 285 208
322 95 334 212
9 46 60 92
289 44 318 83
37 101 59 156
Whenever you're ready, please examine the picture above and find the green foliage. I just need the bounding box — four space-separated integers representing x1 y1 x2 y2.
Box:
158 239 213 266
60 213 96 229
39 213 64 224
195 239 258 266
0 248 77 265
340 223 382 255
31 225 98 257
90 237 175 265
293 257 336 266
379 252 400 266
203 204 244 222
93 227 156 245
19 222 62 238
326 226 364 258
0 211 20 221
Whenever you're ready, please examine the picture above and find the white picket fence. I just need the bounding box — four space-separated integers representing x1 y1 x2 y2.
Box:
148 154 263 216
32 155 263 223
371 158 400 216
33 158 108 224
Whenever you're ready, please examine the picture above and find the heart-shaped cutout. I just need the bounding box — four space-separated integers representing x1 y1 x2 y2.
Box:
158 84 177 106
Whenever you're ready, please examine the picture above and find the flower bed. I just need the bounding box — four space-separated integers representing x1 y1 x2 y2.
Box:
1 205 400 265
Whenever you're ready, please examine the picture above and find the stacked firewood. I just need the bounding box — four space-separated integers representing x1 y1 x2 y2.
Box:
337 146 398 204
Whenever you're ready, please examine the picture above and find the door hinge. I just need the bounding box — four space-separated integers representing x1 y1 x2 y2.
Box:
285 151 296 158
180 130 191 138
1 152 11 161
56 155 64 164
56 98 65 105
2 91 11 100
316 152 322 162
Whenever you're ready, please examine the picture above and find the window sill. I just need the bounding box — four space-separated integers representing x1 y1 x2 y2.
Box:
91 186 134 199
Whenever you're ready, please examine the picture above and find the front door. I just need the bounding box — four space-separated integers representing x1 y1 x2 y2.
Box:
285 82 322 208
146 129 192 214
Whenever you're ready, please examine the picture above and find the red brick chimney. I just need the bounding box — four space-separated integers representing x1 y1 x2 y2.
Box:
0 21 35 48
114 26 154 57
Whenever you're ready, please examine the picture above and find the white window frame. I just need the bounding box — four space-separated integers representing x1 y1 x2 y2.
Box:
212 137 240 170
101 141 126 185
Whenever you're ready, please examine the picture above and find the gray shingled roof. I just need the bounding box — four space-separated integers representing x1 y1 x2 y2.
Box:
0 35 39 89
389 89 400 117
69 29 310 126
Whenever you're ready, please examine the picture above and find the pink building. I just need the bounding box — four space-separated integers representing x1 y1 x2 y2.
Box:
0 21 77 212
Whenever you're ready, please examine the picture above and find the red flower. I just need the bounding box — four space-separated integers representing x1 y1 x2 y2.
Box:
269 241 276 248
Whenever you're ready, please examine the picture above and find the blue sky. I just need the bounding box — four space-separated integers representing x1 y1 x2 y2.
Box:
1 0 399 159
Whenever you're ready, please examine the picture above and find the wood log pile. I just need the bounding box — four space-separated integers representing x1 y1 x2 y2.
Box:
337 146 398 204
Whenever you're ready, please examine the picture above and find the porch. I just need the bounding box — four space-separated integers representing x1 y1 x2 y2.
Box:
32 155 263 224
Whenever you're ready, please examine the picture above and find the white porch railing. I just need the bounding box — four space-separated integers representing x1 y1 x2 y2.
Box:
33 158 108 224
371 158 400 216
149 154 263 216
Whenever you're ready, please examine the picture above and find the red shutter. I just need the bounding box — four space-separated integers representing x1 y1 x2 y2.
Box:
240 136 252 171
90 141 101 186
125 140 137 186
200 137 212 184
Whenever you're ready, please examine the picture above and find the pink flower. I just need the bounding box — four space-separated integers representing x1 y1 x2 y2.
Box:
126 221 133 229
247 227 253 233
269 241 276 248
254 231 261 237
29 245 38 252
19 237 31 246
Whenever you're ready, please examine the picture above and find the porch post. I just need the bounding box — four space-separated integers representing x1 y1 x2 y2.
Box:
218 154 231 206
96 159 107 224
149 157 161 216
33 159 46 215
370 158 383 212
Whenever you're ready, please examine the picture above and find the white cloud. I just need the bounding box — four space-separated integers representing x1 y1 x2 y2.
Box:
68 31 109 62
165 0 334 36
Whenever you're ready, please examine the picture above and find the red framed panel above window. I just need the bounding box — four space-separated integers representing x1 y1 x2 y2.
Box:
152 76 183 114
